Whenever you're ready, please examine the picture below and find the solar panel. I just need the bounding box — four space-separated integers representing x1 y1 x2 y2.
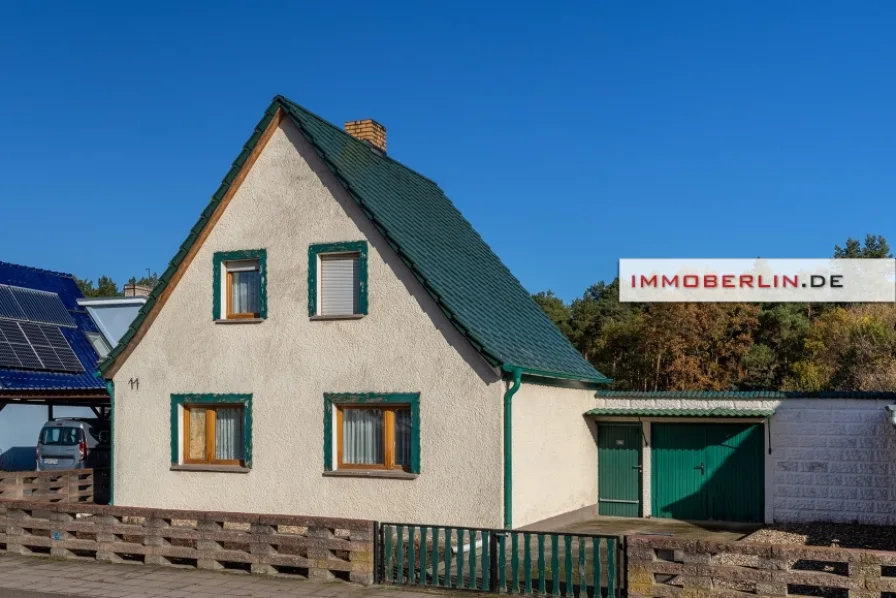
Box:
32 344 64 370
0 319 26 344
0 287 26 321
0 341 21 368
0 319 83 373
8 286 76 328
12 341 43 370
39 325 84 371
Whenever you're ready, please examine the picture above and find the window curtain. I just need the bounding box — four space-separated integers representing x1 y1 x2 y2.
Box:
394 409 411 467
231 270 260 314
188 408 207 460
343 409 384 465
215 407 244 461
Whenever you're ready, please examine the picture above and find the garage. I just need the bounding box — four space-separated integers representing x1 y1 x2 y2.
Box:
651 423 764 522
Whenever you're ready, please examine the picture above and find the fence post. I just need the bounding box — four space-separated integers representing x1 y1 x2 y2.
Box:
620 535 628 598
373 522 382 585
489 530 499 593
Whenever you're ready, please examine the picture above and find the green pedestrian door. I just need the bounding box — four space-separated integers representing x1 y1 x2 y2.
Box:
597 424 642 517
652 423 764 522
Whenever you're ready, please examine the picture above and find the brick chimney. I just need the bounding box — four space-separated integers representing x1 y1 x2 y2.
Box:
344 119 386 153
123 283 153 297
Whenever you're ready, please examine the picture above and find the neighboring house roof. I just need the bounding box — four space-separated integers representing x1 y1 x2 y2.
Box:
593 390 896 399
585 407 776 418
77 297 147 346
101 96 609 384
0 262 106 392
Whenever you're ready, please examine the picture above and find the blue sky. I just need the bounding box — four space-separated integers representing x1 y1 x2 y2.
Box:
1 1 894 301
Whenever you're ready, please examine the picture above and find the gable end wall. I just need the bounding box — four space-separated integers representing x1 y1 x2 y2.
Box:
112 118 505 527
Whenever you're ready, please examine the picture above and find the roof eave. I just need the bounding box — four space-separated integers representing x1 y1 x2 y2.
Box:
502 364 612 388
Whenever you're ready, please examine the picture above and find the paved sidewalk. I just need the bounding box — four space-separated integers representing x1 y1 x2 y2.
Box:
0 554 448 598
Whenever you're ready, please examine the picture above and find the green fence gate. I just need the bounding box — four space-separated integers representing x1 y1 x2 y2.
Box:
377 523 624 597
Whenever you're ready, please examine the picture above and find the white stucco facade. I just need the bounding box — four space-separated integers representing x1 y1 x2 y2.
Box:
511 382 597 528
592 395 896 525
112 119 509 527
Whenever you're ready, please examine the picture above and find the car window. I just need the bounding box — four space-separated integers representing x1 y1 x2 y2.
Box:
39 427 83 446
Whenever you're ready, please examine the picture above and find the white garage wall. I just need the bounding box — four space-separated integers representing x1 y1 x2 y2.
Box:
769 398 896 525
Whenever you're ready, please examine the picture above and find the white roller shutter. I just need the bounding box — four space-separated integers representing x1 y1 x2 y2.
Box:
320 254 360 315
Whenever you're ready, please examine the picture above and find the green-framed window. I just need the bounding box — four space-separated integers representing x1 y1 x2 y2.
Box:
308 242 368 317
323 393 420 473
213 249 267 320
170 394 253 468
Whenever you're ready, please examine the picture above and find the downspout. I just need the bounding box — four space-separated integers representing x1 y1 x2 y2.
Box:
504 367 522 529
105 379 114 506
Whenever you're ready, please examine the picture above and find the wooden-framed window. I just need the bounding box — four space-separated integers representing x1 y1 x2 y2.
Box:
323 393 420 474
308 242 368 317
225 259 261 318
212 250 267 321
182 404 246 466
336 405 411 471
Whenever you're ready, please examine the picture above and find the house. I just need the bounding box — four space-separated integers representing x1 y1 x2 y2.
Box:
99 96 611 529
589 390 896 526
0 261 110 470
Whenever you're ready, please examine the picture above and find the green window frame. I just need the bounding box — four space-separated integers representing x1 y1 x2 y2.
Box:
170 393 253 468
323 392 420 474
308 241 368 317
213 249 268 320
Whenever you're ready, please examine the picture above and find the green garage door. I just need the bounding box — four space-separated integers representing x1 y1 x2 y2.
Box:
597 424 642 517
652 423 764 522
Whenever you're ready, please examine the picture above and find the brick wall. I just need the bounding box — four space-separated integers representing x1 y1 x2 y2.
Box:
627 534 896 598
0 499 375 584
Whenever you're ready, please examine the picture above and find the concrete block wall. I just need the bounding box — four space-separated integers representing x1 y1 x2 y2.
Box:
769 398 896 525
627 533 896 598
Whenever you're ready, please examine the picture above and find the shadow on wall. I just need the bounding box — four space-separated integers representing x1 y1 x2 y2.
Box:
654 424 764 525
0 446 37 471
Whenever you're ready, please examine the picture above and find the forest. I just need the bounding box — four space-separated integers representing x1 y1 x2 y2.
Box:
534 235 896 392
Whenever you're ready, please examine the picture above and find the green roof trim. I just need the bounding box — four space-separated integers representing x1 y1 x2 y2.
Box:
101 96 607 383
585 407 775 418
593 390 896 400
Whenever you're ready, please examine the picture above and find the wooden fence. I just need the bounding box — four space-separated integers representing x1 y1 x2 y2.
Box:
627 533 896 598
0 469 103 503
0 500 375 584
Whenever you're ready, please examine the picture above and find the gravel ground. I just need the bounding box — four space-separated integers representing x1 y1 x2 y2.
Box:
742 523 896 551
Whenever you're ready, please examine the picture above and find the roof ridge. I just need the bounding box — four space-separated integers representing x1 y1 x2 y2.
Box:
101 96 607 384
0 261 75 280
273 96 443 188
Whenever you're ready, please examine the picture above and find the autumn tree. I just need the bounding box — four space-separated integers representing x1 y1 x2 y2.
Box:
532 234 894 392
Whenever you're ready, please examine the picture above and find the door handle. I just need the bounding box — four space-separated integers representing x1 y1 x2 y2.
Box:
632 465 642 472
694 463 705 474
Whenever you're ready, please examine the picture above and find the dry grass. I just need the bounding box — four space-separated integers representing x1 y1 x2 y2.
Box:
743 522 896 551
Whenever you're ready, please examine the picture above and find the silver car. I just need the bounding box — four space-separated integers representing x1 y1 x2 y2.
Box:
36 418 110 471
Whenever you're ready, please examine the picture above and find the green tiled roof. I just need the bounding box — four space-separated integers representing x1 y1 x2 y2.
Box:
592 390 896 399
585 407 775 417
101 96 608 384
